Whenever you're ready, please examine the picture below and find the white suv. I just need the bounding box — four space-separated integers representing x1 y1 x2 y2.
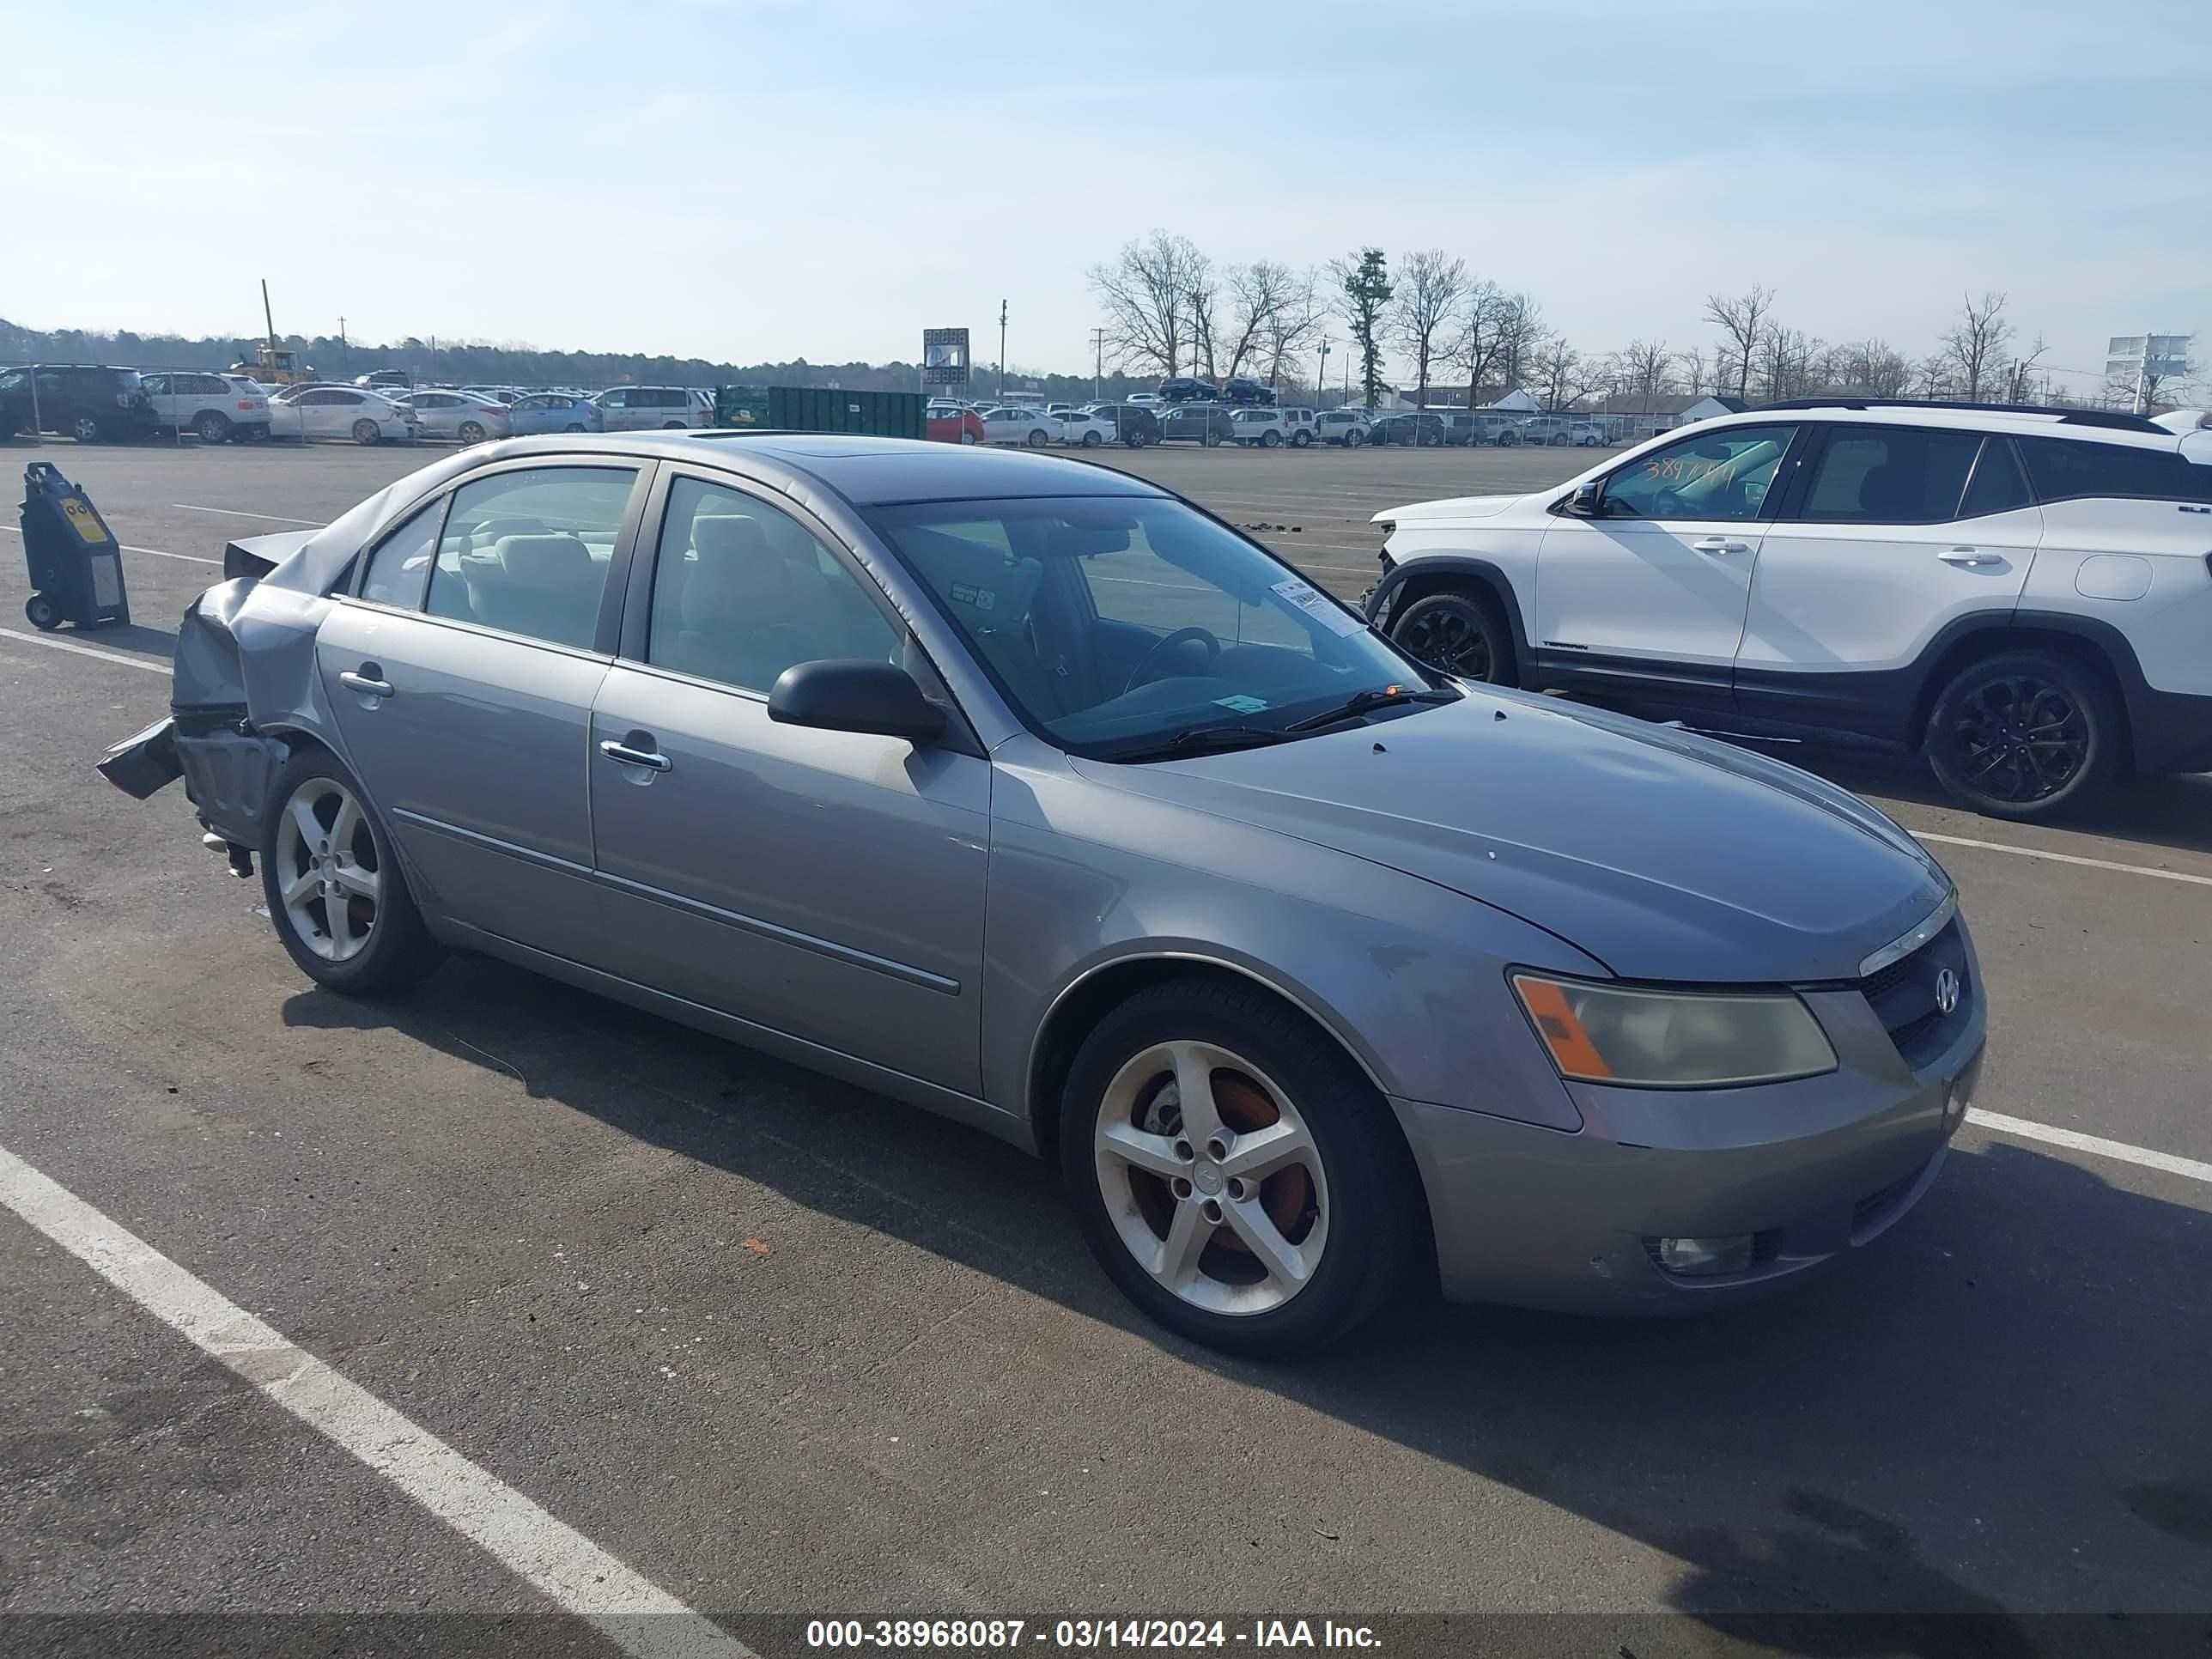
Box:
1365 400 2212 819
142 371 271 443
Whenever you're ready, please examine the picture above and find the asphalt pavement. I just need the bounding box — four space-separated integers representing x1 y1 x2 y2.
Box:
2 433 2208 1657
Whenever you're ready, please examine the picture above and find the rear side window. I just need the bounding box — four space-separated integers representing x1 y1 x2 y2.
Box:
1958 438 2032 517
357 500 443 610
2019 437 2212 505
424 466 636 649
1798 426 1982 523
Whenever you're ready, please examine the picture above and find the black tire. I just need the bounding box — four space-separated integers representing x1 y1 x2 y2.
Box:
1059 978 1416 1357
660 421 686 429
25 593 62 631
457 420 487 444
1291 430 1312 447
1027 428 1049 448
1497 429 1518 447
351 417 380 446
1923 649 2124 821
1389 587 1517 685
562 422 586 433
194 410 231 444
1261 429 1282 447
1202 429 1220 447
71 414 101 443
259 747 444 996
1345 428 1364 447
1082 430 1103 447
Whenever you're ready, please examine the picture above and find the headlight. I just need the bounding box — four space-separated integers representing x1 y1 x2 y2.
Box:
1510 973 1836 1089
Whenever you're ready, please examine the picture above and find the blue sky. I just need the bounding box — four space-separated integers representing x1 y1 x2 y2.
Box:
5 0 2205 391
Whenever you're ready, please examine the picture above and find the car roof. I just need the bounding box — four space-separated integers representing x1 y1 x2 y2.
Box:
1715 403 2184 452
459 431 1173 507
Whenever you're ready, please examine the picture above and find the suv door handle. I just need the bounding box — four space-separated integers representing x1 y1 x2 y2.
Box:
1939 547 2002 566
338 667 394 698
1692 537 1749 554
599 738 671 772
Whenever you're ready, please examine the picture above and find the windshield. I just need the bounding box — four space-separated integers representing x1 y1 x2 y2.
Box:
866 495 1446 760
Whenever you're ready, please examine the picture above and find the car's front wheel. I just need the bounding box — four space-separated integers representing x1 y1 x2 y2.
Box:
1389 587 1516 685
1027 428 1049 448
71 415 101 443
351 418 380 446
1060 979 1414 1356
1082 429 1103 447
260 749 443 995
1261 429 1282 447
1923 649 2124 820
1345 428 1364 447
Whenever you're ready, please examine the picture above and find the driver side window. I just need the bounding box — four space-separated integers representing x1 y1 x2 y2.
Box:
1601 423 1796 521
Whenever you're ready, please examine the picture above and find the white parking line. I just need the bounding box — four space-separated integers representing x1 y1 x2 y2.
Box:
1965 1109 2212 1186
0 524 219 565
1915 831 2212 890
0 1141 756 1659
173 503 325 526
0 628 172 673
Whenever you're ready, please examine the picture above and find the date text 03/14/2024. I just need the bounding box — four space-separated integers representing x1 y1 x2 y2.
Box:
805 1619 1382 1650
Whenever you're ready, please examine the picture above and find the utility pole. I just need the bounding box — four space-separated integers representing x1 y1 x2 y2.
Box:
261 278 278 362
1315 337 1332 407
338 315 348 374
1090 327 1105 401
998 300 1008 399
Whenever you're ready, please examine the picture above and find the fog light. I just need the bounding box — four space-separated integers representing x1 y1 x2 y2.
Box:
1654 1234 1755 1277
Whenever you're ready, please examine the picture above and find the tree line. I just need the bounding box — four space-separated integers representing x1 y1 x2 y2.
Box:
1087 233 2191 412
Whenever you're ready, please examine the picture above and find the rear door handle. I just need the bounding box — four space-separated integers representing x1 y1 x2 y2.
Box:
1939 547 2002 566
1692 537 1749 554
599 738 671 772
338 667 394 697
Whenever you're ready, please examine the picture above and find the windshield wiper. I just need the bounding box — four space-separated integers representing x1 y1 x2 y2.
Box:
1105 724 1292 763
1283 684 1458 733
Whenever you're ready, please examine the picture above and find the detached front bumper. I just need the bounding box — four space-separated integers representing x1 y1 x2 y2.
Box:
1392 975 1986 1313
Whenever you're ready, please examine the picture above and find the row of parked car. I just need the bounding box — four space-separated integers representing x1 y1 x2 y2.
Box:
927 396 1619 453
0 365 716 447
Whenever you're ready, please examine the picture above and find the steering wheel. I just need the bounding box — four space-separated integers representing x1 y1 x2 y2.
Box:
1124 626 1221 694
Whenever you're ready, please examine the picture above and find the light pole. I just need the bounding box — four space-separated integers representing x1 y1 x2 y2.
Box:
1315 337 1331 407
1090 327 1105 401
998 300 1008 400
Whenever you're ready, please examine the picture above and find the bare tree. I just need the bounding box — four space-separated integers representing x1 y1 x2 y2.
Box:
1617 338 1676 405
1330 248 1394 408
2105 342 2197 410
1087 231 1210 379
1491 293 1547 394
2002 336 2051 404
1756 328 1826 400
1258 267 1326 392
1679 346 1711 397
1188 271 1221 382
1535 337 1595 412
1389 248 1469 408
1938 291 2013 404
1444 281 1509 405
1704 283 1777 402
1832 338 1913 398
1210 260 1306 386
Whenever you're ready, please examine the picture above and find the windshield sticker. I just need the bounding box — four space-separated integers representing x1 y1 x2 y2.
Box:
949 581 996 611
1271 577 1365 638
1213 695 1269 714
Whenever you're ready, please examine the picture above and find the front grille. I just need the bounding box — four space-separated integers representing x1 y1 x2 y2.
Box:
1859 919 1971 1068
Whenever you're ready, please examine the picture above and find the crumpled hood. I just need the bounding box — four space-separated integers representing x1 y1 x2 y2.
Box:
1373 493 1525 526
1074 690 1950 983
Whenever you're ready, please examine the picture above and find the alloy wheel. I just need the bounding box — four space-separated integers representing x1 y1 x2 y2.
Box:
273 777 382 963
1396 599 1494 679
1092 1040 1328 1316
1944 674 2088 805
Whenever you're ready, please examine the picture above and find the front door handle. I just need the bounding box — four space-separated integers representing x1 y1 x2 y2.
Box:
599 738 672 772
1939 547 2002 567
1692 537 1749 554
338 667 394 698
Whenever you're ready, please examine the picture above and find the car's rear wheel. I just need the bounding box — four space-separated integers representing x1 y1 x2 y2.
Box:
457 420 487 444
1389 588 1516 685
1027 428 1049 448
563 422 586 433
261 750 442 995
351 418 380 446
1345 428 1364 447
1923 649 2123 820
1060 980 1413 1356
1497 429 1518 447
1082 430 1102 447
71 415 101 443
1261 429 1282 447
194 410 231 444
1291 430 1312 447
661 421 686 429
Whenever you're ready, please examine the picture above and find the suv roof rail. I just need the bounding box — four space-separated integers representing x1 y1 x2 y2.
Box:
1754 397 2165 434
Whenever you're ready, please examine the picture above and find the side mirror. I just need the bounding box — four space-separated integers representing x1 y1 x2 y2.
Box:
769 659 946 745
1562 480 1601 518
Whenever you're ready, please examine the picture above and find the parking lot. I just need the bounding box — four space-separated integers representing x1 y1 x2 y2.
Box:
3 434 2209 1655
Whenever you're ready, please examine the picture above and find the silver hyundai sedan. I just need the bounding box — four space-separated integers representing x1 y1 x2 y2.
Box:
100 434 1985 1355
